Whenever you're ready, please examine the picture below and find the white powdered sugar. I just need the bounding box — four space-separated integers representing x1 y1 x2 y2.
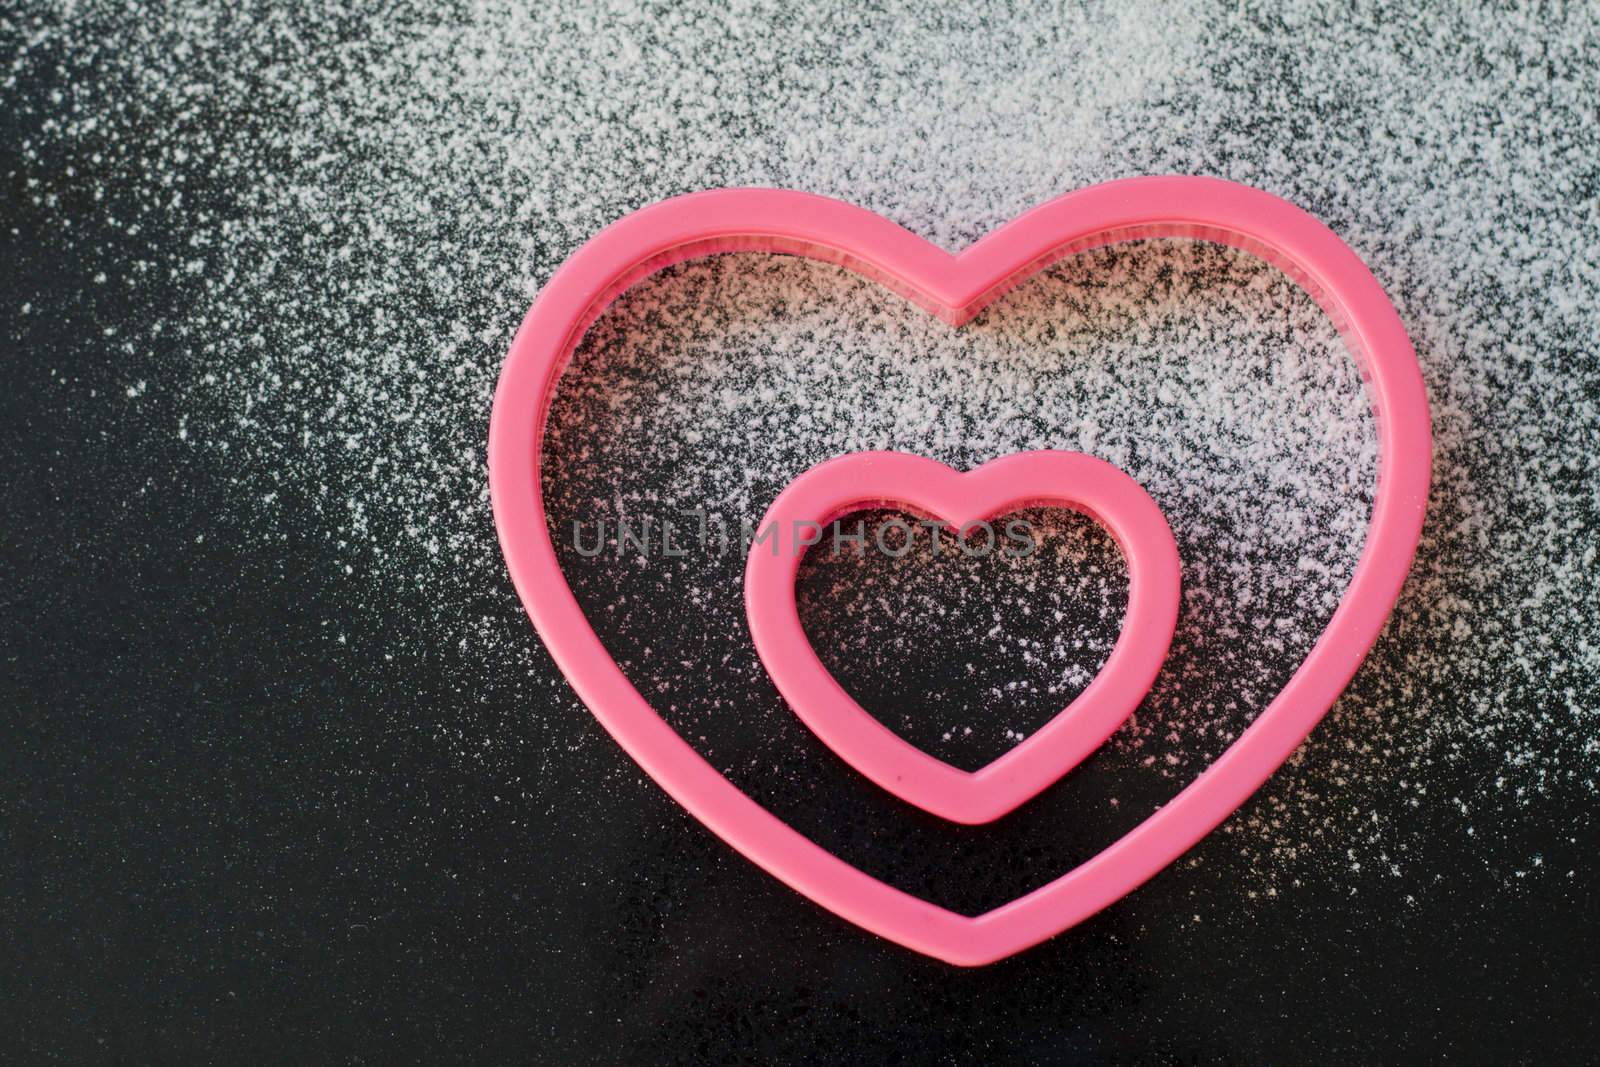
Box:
6 1 1596 904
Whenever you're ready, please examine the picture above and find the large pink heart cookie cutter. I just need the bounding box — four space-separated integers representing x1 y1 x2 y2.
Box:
488 177 1431 965
744 449 1181 825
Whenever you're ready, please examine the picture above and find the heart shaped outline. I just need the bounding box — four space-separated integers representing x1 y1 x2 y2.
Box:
488 177 1431 965
744 450 1181 825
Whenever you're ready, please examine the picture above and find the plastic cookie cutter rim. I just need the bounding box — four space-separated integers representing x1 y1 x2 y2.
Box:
743 449 1181 825
486 177 1432 966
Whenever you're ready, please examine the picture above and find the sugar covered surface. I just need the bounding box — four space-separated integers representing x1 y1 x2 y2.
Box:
6 1 1597 910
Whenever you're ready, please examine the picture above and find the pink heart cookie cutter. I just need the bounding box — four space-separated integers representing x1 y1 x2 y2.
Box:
744 449 1181 825
487 177 1431 966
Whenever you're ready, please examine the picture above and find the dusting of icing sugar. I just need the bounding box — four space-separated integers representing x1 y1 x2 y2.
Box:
5 0 1596 908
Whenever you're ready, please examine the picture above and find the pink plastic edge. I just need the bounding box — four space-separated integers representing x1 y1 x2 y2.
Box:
743 449 1181 825
487 177 1432 966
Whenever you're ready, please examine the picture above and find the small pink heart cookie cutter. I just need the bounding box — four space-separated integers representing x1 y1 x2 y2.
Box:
488 177 1431 965
745 449 1181 825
